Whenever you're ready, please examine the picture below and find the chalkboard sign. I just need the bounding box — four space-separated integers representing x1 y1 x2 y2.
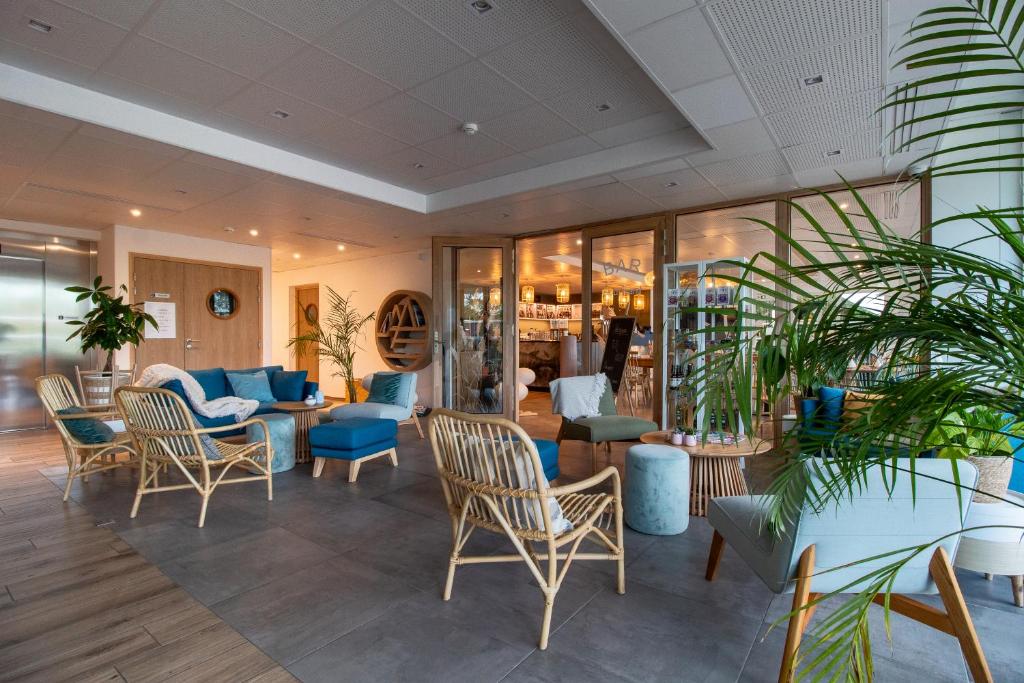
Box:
600 316 635 394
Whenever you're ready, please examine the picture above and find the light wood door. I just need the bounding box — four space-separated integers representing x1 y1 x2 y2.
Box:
133 256 185 370
183 263 260 370
294 285 319 382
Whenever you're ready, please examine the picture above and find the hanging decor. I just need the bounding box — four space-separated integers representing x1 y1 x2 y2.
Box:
601 287 615 307
555 282 570 303
644 270 656 287
489 287 501 308
521 285 535 304
633 292 646 311
617 290 630 309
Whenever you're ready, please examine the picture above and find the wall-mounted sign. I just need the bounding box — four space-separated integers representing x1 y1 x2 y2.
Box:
144 301 176 339
151 292 171 299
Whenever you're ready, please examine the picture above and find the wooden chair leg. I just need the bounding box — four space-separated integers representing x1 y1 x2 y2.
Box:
779 544 815 683
312 457 325 478
412 414 424 439
348 460 361 483
555 422 565 446
388 448 398 467
1012 575 1023 608
705 530 725 581
591 443 599 475
197 491 210 528
930 547 993 683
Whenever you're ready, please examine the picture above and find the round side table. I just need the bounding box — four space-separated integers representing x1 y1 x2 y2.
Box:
271 401 333 464
639 431 770 516
954 491 1024 608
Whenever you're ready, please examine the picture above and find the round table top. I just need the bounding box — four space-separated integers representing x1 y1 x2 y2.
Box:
272 400 334 412
639 431 769 458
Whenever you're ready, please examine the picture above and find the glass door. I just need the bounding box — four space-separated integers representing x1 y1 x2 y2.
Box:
432 237 517 419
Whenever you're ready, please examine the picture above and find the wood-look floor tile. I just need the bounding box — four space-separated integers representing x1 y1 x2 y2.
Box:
162 642 280 683
7 550 150 601
1 627 157 682
144 603 223 645
113 622 248 682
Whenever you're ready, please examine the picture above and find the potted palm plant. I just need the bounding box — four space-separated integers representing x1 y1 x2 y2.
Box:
288 286 374 403
64 276 157 372
926 407 1024 503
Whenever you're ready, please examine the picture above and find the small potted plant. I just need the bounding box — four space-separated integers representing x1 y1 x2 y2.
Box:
926 407 1024 503
683 427 698 448
670 426 684 445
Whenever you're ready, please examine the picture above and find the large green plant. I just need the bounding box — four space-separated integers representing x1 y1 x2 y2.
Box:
287 286 374 403
65 276 158 372
687 1 1024 679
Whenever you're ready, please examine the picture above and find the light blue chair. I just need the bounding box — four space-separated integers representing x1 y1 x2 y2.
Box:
705 458 991 683
624 444 689 535
328 372 423 439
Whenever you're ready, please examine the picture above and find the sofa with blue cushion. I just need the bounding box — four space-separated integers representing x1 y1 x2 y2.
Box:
161 365 318 437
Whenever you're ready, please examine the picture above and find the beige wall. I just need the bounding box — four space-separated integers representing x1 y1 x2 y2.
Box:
270 249 433 405
99 224 273 368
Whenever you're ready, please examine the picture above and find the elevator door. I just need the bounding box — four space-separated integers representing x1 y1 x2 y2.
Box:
0 253 45 431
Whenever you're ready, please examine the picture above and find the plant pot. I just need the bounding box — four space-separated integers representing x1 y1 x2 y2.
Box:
967 455 1013 504
683 434 698 447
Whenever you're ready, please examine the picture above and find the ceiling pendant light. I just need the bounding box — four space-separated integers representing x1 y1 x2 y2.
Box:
644 270 655 287
521 285 535 304
489 287 501 308
555 282 570 304
633 292 646 311
618 290 629 309
602 287 615 307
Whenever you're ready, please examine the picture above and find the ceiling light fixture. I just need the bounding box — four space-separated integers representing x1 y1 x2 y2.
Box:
521 285 535 304
825 149 842 157
596 103 611 112
249 229 259 236
460 122 479 135
271 110 290 119
839 202 849 210
576 238 583 245
412 162 425 169
555 282 570 304
223 226 235 232
292 252 300 259
337 244 346 251
129 208 142 217
468 0 495 14
27 18 53 33
664 181 678 188
174 189 187 195
802 75 824 87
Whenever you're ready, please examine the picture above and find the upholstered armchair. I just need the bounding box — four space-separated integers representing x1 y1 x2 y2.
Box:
329 371 423 438
705 458 991 682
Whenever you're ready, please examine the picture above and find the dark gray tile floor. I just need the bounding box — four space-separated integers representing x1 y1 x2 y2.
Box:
52 416 1023 683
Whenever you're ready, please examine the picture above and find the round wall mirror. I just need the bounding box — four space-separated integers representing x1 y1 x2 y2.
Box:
207 288 238 319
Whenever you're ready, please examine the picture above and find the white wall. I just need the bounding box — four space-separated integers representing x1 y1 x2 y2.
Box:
99 224 273 367
270 249 433 404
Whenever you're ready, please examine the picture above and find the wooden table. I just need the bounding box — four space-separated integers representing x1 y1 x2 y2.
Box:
272 401 334 464
640 431 769 516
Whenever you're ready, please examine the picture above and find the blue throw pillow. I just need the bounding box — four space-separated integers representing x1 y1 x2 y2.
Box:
57 406 115 444
367 372 409 406
226 371 276 403
818 386 846 428
189 415 223 461
270 370 308 402
188 368 229 400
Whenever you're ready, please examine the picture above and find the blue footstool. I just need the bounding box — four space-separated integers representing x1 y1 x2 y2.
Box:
308 417 398 482
246 412 295 473
624 444 690 535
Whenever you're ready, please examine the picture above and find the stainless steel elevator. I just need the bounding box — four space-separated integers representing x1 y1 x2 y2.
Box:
0 230 96 432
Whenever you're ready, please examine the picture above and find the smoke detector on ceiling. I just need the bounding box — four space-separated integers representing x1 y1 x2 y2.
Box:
460 122 479 135
468 0 495 14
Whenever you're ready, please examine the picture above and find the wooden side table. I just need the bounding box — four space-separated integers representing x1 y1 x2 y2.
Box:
954 491 1024 608
271 401 333 464
640 431 769 516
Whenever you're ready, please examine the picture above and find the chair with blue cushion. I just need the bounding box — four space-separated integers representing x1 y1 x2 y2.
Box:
704 458 991 682
328 371 423 439
309 417 398 482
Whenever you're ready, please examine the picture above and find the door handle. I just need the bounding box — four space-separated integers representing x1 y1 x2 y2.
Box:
185 338 200 350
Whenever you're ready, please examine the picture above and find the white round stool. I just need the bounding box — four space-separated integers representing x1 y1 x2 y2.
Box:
954 491 1024 607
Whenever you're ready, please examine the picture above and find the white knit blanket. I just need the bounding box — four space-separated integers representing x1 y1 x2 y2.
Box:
137 364 258 421
550 373 607 421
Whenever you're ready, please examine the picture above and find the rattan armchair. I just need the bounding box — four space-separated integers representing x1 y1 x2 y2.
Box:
35 373 138 501
428 409 625 650
114 386 273 528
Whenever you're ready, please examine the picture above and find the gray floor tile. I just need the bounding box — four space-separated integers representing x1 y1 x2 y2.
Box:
117 509 274 563
968 601 1024 682
310 457 433 498
277 497 438 555
213 554 421 665
372 478 449 522
956 567 1024 615
502 649 633 683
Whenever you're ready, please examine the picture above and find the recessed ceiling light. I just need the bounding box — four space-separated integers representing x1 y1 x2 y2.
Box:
825 149 842 157
223 226 235 232
839 202 849 210
292 252 301 259
129 208 142 217
27 18 53 34
468 0 494 14
337 244 346 251
802 75 824 87
412 162 425 169
664 181 679 188
271 110 290 119
460 122 479 135
500 212 510 218
476 269 482 274
302 216 312 221
52 237 59 244
576 238 583 245
249 228 259 236
596 103 612 112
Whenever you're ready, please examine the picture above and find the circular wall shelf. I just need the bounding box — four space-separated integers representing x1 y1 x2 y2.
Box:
375 290 432 372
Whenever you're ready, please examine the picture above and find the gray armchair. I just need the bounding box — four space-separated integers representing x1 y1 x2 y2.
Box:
705 458 990 682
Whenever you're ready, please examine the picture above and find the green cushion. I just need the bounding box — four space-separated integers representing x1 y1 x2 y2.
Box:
367 372 410 406
226 371 276 403
565 415 658 443
57 406 115 444
598 380 617 416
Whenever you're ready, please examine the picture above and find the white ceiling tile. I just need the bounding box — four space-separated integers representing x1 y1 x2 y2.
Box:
0 163 30 196
0 113 72 167
671 74 756 129
613 157 689 181
545 70 671 133
794 158 883 188
56 0 157 29
226 0 372 41
352 93 460 145
570 8 647 74
396 0 577 56
588 111 684 148
684 117 775 166
0 0 127 68
622 168 712 197
76 123 185 158
300 119 408 163
197 112 296 150
217 84 342 140
0 36 97 84
0 100 78 130
652 186 727 210
2 196 107 228
483 103 581 152
261 47 397 116
717 174 798 199
409 61 534 123
709 0 880 68
131 159 257 204
522 135 604 165
139 0 305 80
781 128 881 172
626 8 733 92
766 89 881 147
53 133 178 177
419 132 516 168
586 0 696 36
100 36 250 110
87 72 214 121
182 151 271 179
482 15 623 101
367 146 461 184
317 1 471 89
561 181 662 213
743 34 881 114
695 149 790 185
422 154 538 192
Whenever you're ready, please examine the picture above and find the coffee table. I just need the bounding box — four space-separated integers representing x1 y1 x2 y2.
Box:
640 431 769 516
272 401 334 464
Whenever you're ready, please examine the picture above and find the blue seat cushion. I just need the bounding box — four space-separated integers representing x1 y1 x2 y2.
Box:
270 370 307 401
57 407 115 444
309 418 398 451
535 438 560 481
312 438 397 461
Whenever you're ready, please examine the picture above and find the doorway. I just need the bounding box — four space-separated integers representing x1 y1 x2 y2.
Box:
293 284 319 383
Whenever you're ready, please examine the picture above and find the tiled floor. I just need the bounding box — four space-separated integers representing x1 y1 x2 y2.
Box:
3 393 1021 682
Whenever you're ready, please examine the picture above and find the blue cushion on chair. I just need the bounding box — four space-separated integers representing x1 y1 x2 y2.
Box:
226 371 276 403
270 370 307 401
309 418 398 451
57 407 115 444
818 386 845 429
366 372 410 406
535 438 560 481
188 368 229 400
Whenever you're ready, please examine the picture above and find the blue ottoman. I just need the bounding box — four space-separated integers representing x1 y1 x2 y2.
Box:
246 412 295 473
308 417 398 482
625 444 690 535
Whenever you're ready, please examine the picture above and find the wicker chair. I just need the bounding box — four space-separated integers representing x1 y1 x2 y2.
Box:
114 386 273 528
35 374 138 501
428 409 625 650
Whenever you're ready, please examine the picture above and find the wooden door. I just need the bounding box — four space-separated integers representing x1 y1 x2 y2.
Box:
183 263 260 370
294 285 319 382
133 256 185 370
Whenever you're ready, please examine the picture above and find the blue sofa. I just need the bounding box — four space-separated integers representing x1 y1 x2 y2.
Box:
161 365 318 437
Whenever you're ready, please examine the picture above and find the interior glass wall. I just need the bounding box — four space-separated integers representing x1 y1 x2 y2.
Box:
451 247 504 414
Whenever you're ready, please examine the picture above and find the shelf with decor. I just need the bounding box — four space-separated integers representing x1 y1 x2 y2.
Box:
375 290 432 372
